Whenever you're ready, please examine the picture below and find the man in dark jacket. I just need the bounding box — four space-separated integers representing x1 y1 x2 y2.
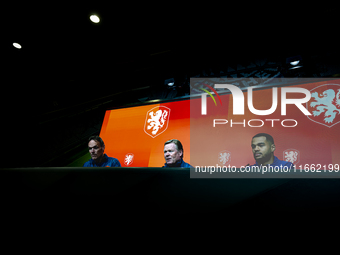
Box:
250 133 293 169
83 136 121 167
163 139 192 168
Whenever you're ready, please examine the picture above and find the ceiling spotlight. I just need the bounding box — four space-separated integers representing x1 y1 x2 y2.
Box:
164 78 175 87
90 15 100 23
286 55 302 65
290 65 302 70
13 42 22 49
290 60 300 66
286 55 303 70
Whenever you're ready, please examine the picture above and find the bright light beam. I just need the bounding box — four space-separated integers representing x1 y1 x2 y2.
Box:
90 15 100 23
13 42 22 49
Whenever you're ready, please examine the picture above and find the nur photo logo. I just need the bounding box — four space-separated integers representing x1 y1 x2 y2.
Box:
198 82 223 108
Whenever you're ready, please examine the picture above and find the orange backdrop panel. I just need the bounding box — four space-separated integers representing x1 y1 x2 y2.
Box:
99 100 190 167
99 79 340 169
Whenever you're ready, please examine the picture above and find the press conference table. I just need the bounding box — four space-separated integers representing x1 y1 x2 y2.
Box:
1 167 340 214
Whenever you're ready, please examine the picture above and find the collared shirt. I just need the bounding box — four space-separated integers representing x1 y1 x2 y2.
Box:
251 156 294 168
163 158 193 168
83 154 121 167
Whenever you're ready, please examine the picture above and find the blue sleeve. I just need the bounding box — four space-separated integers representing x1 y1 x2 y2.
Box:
182 161 193 168
283 161 294 168
83 161 91 167
110 158 121 167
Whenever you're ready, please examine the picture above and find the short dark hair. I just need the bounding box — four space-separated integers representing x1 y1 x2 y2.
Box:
164 139 183 158
88 135 105 147
252 133 274 145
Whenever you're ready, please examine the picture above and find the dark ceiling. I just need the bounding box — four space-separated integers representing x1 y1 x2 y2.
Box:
5 3 339 107
3 3 340 167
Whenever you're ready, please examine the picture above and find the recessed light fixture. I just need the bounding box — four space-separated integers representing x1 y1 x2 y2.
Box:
290 65 302 70
290 60 300 66
164 78 175 87
13 42 22 49
90 15 100 23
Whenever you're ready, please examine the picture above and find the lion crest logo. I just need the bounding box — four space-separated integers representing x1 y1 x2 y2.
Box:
144 106 171 138
218 150 231 165
283 149 300 165
124 153 134 166
307 84 340 127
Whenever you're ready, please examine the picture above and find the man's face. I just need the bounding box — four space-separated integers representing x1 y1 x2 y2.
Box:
251 136 275 163
88 140 104 160
164 143 182 165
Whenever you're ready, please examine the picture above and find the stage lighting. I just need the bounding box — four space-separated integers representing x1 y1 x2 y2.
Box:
13 42 22 49
164 78 175 87
286 55 303 70
290 65 302 70
90 15 100 23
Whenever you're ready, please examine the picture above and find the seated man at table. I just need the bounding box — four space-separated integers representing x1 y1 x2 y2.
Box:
83 136 121 167
163 139 192 168
249 133 294 169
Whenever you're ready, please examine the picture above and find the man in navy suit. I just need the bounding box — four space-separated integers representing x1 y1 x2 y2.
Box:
163 139 192 168
250 133 293 169
83 136 121 167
